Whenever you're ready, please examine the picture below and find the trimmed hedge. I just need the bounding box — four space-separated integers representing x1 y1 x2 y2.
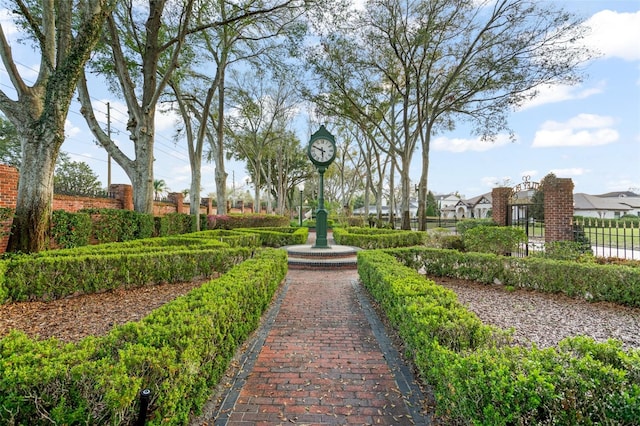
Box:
206 213 289 229
333 226 426 249
0 248 288 425
234 226 308 247
181 230 262 248
357 250 640 425
388 247 640 308
2 245 253 302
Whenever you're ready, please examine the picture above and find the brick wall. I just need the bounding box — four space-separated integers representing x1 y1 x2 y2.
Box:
0 164 219 253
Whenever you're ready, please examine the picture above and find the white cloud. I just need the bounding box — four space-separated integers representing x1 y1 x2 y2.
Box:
583 10 640 62
0 10 19 37
64 119 82 139
532 113 619 148
518 81 605 110
432 133 512 153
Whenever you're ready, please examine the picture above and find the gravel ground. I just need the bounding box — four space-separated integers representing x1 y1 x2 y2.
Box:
434 275 640 350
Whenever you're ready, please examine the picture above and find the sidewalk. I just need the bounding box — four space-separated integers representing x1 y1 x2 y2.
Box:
193 235 430 425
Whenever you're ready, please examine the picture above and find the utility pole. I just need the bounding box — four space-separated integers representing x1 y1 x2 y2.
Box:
106 102 112 188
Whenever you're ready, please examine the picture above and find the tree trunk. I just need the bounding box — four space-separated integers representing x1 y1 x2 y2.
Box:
126 120 155 214
400 160 411 230
190 164 202 231
215 71 227 215
7 136 59 253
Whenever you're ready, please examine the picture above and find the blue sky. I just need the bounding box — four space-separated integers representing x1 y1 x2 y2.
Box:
1 0 639 201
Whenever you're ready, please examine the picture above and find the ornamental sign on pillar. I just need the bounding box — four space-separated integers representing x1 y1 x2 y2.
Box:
307 125 336 249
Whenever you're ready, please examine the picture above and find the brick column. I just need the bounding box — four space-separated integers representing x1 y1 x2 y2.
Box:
168 192 184 214
109 184 133 210
543 176 574 243
491 187 511 226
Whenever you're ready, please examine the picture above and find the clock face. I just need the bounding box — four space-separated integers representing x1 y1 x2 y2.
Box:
309 138 335 163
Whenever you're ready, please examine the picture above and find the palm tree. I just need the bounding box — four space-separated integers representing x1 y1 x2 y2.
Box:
154 179 169 200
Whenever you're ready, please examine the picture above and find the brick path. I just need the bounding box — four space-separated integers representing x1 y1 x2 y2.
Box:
195 235 430 425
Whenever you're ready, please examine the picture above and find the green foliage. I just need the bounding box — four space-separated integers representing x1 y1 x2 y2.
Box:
53 152 103 196
159 212 194 236
333 226 426 249
233 227 308 247
206 213 289 229
0 207 13 240
463 225 527 255
388 247 640 307
0 249 287 424
455 218 497 236
358 250 640 425
181 229 261 247
0 260 7 303
2 243 252 302
425 227 464 251
0 114 21 168
51 210 92 248
80 208 153 243
533 240 594 262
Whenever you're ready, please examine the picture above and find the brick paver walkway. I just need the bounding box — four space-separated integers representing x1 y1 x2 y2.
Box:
194 234 430 425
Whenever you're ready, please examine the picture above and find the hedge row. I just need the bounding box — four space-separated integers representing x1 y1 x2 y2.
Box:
234 226 308 247
385 247 640 308
0 248 288 425
206 213 290 229
180 230 262 248
1 243 254 303
48 210 291 250
333 226 426 249
357 250 640 425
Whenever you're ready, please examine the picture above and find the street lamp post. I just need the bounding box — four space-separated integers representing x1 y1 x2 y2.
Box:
298 182 305 227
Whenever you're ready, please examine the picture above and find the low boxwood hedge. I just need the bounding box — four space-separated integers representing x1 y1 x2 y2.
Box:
0 248 288 425
357 250 640 425
333 226 426 249
387 247 640 308
2 246 254 302
234 226 308 247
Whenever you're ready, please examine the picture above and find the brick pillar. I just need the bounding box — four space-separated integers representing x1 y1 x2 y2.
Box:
168 192 184 214
201 197 213 215
543 176 574 243
109 184 134 210
0 164 19 254
491 187 511 226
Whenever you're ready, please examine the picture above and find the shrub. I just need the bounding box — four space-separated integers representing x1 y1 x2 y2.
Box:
333 226 426 249
0 249 288 424
463 226 526 255
455 218 497 236
51 210 92 248
0 207 12 240
533 240 595 262
425 227 464 251
358 249 640 425
206 213 289 229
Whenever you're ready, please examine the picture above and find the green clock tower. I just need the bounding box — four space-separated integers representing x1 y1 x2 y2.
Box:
307 125 336 249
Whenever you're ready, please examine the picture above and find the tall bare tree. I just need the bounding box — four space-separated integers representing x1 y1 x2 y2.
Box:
167 0 309 220
0 0 116 252
226 67 301 213
306 0 592 230
78 0 195 214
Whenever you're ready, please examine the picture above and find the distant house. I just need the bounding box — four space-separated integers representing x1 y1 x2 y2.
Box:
352 190 640 220
574 192 640 219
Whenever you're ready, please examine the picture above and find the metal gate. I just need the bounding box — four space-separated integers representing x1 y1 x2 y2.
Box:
507 177 544 257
